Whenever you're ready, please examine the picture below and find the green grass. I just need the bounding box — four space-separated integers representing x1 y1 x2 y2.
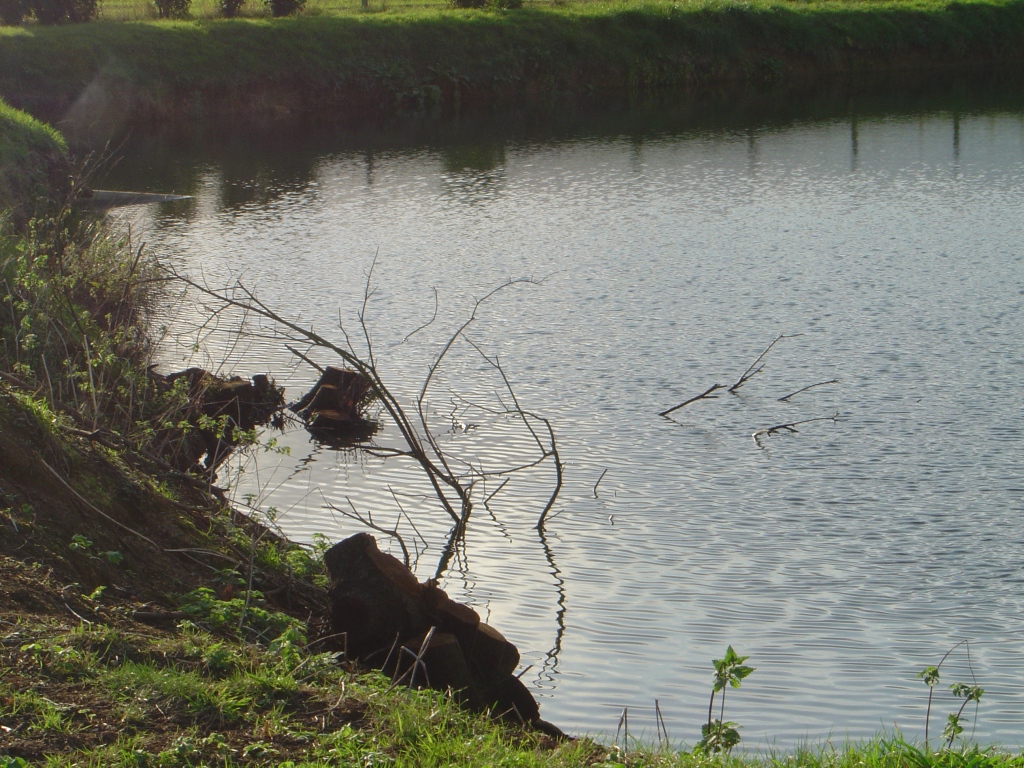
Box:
2 0 1023 121
0 97 66 213
5 605 1024 767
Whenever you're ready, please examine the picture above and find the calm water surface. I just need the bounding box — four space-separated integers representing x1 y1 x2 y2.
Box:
101 85 1024 748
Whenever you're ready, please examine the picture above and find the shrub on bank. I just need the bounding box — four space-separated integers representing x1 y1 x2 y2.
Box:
28 0 98 23
154 0 189 18
266 0 303 16
0 0 100 24
220 0 243 17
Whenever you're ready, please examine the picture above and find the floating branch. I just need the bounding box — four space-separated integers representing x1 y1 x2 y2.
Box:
658 383 724 417
729 333 801 393
752 412 841 446
778 378 840 402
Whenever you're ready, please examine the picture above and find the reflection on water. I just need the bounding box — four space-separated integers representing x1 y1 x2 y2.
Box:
100 78 1024 748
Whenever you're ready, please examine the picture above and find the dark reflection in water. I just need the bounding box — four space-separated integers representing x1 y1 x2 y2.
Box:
92 72 1024 200
93 74 1024 748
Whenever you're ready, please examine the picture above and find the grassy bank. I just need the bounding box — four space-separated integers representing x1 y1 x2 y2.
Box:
0 97 67 221
2 0 1024 124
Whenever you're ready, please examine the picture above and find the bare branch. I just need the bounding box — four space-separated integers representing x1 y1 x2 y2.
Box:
729 333 802 393
403 286 439 343
285 344 325 374
752 412 841 446
358 250 379 368
483 477 510 506
658 383 724 417
593 468 608 498
326 496 411 568
777 378 840 402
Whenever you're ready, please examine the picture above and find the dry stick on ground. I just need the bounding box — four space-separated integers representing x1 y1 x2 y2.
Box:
658 383 725 417
777 378 840 402
388 626 437 691
729 333 802 393
751 412 841 446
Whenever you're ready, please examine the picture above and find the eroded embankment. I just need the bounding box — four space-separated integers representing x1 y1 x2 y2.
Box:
1 1 1024 126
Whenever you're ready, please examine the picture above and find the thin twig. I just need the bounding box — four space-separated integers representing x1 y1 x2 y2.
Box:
325 496 411 568
593 468 608 498
483 478 510 507
403 286 439 342
752 412 841 445
778 379 840 402
659 383 724 417
285 345 325 374
729 333 801 393
388 626 436 691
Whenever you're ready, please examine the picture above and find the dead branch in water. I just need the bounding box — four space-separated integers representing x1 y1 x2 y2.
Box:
777 378 840 402
460 338 563 531
729 332 801 393
168 265 562 577
658 383 724 417
752 412 841 446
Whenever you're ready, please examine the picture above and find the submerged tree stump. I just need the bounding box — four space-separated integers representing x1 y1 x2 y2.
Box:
290 367 377 443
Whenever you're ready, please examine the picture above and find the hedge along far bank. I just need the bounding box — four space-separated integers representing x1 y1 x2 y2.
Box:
1 0 1024 128
0 97 68 223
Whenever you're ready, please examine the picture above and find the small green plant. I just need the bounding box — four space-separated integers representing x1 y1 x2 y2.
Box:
943 683 984 749
68 534 123 566
101 549 124 565
696 645 754 755
917 664 941 746
179 586 300 641
85 585 106 602
69 533 93 552
917 640 971 748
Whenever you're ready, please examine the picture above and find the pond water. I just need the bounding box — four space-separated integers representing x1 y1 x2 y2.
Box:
99 79 1024 749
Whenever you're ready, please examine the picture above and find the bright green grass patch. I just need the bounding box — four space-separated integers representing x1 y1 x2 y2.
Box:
0 97 65 159
3 607 1023 766
0 97 66 214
